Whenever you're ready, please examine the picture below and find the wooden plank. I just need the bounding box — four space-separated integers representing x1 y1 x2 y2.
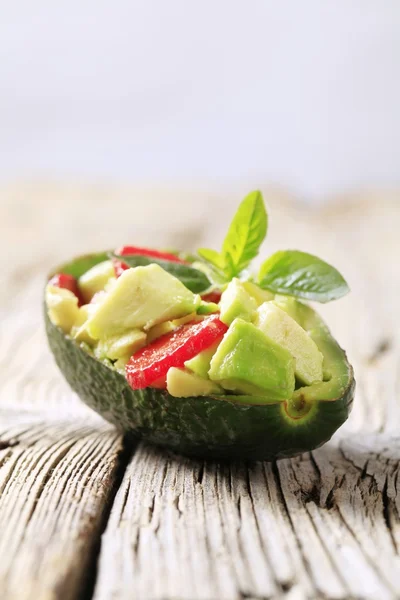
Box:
0 409 125 600
93 436 400 600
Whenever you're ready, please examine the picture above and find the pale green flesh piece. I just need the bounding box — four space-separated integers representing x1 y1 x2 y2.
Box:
219 279 257 325
256 302 324 386
243 281 274 305
46 286 80 333
78 260 116 304
86 264 199 339
292 302 352 403
95 329 147 360
167 368 223 397
273 295 302 322
184 340 221 378
197 301 219 315
209 318 295 400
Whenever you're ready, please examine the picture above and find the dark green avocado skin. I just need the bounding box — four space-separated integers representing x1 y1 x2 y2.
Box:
44 252 355 461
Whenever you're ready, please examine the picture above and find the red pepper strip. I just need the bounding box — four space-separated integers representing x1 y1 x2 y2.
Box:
48 273 83 306
201 291 222 304
149 376 168 390
126 314 228 390
113 245 188 277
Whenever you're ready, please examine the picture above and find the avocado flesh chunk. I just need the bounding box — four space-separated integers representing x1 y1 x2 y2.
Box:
209 318 295 400
146 313 199 343
167 368 223 397
292 302 352 403
197 301 219 315
256 302 324 386
78 260 116 304
220 279 257 325
71 304 97 344
273 295 302 323
95 329 147 361
243 281 274 305
184 340 221 378
46 286 80 333
86 264 199 339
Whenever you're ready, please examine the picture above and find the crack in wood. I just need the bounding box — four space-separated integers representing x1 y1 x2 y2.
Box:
80 435 134 600
0 440 19 451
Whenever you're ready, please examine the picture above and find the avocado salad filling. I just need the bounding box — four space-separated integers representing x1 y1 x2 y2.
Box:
45 191 353 416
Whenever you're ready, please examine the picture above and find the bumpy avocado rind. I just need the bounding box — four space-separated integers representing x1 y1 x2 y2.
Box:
45 252 355 461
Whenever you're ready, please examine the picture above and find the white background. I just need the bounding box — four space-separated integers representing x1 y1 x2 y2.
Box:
1 1 400 201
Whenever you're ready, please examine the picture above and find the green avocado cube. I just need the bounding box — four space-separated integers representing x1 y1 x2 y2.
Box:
209 318 295 399
184 340 221 378
71 304 97 344
219 279 257 326
86 264 199 339
273 295 302 324
243 281 274 306
46 286 80 334
167 368 222 397
95 329 147 360
256 302 323 385
78 260 116 304
197 300 219 315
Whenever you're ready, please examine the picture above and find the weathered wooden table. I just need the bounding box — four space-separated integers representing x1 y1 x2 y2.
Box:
1 185 399 600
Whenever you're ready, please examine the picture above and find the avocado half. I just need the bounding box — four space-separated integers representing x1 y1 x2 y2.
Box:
45 253 355 461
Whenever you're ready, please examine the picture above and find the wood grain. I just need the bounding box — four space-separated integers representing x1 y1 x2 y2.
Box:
0 184 399 600
94 436 400 600
0 409 125 600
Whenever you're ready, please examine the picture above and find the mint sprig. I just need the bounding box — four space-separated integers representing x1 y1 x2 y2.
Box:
196 191 349 303
198 190 267 281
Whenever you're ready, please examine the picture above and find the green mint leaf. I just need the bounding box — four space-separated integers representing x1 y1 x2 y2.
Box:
197 190 268 280
113 253 212 294
222 190 268 277
258 250 349 303
197 248 225 271
51 252 110 279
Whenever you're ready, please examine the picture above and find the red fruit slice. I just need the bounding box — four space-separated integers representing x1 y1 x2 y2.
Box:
126 314 228 390
201 291 222 304
48 273 83 306
113 245 188 277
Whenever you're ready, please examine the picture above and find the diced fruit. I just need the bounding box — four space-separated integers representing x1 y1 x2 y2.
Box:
201 291 221 304
71 304 98 344
146 313 199 343
126 314 228 389
95 329 147 361
86 264 199 339
78 260 116 304
256 303 323 385
219 278 257 325
113 355 132 373
146 321 176 343
243 281 274 306
46 286 80 333
273 295 302 324
167 368 222 397
197 301 220 315
209 318 295 399
150 376 168 390
49 273 83 306
113 245 188 277
184 340 220 378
